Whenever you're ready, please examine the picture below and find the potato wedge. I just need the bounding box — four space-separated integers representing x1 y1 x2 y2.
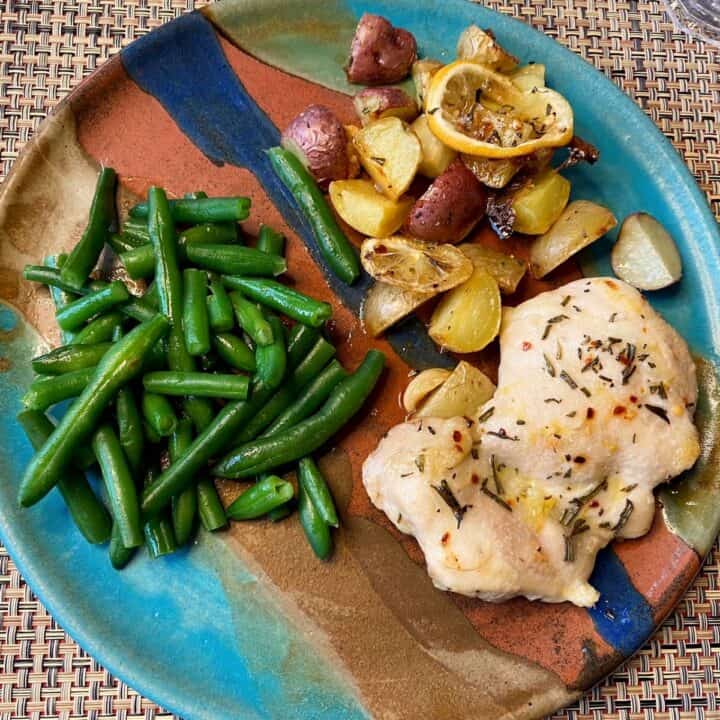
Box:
329 180 412 237
428 268 501 352
611 212 682 290
414 361 496 418
511 170 571 235
456 25 518 73
403 368 452 413
411 114 458 178
510 64 546 92
361 281 434 337
344 125 362 178
353 117 422 200
529 200 618 278
361 236 473 292
412 59 443 108
354 87 418 126
459 243 526 293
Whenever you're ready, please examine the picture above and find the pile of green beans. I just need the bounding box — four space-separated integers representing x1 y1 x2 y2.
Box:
20 169 385 567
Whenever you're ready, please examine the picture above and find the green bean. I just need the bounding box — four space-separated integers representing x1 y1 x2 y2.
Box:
255 313 286 391
122 217 151 244
143 339 168 371
185 244 286 277
93 423 143 548
267 502 294 522
142 390 178 437
143 281 159 309
207 273 234 332
17 409 112 544
265 360 347 437
61 167 117 287
22 367 95 410
298 457 339 527
181 222 237 246
141 379 275 514
108 232 141 256
256 225 285 256
142 465 177 558
225 475 294 520
267 147 359 284
109 523 136 568
197 480 227 531
119 245 155 280
298 469 333 560
229 291 274 347
70 441 97 471
70 312 124 345
143 419 162 445
222 277 332 328
171 418 197 546
32 342 111 375
56 281 130 331
143 371 249 400
212 333 255 372
18 314 169 507
182 268 210 356
116 387 144 475
130 197 251 223
286 324 321 368
215 349 384 478
183 396 216 433
45 255 76 343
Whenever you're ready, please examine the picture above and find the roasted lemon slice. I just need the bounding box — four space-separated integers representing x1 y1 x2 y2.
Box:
360 236 473 293
425 61 573 158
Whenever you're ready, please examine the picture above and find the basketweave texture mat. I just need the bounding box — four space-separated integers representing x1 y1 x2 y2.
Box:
0 1 718 719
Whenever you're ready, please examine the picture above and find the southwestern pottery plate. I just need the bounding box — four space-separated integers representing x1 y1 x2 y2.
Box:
0 1 719 718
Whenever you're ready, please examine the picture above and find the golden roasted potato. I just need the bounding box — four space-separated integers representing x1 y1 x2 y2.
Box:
412 59 444 108
411 114 458 178
344 125 362 178
459 243 526 293
456 25 518 72
353 117 422 200
329 180 412 237
361 281 434 337
428 267 501 352
406 158 487 243
511 170 571 235
611 212 682 290
510 63 546 92
360 236 473 292
414 361 496 418
529 200 618 278
347 13 417 85
354 87 418 126
402 369 452 414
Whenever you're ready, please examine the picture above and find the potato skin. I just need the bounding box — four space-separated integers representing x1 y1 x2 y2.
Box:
346 13 417 85
354 87 418 126
406 159 487 243
281 105 349 187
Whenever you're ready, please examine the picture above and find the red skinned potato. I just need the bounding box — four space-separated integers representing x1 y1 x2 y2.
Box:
281 105 349 186
354 87 418 126
346 14 417 85
406 159 487 244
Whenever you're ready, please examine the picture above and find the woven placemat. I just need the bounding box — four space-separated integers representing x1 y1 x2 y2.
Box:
0 1 718 718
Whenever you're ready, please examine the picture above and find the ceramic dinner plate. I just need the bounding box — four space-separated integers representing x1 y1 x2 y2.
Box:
0 1 718 718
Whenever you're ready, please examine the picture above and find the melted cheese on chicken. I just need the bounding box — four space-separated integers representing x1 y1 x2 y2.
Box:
363 278 700 606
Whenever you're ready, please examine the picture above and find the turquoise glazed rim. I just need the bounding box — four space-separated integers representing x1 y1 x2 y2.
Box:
0 2 718 719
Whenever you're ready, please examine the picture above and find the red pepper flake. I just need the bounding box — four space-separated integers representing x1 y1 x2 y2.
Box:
590 500 600 508
630 395 638 403
613 405 626 415
586 407 595 419
522 341 532 351
441 532 450 545
573 456 586 464
471 474 480 485
376 244 388 254
453 430 462 442
455 444 464 453
605 280 618 290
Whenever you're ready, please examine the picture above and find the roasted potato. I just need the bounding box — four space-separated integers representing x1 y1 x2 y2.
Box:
510 63 546 92
360 236 473 292
353 117 422 200
411 114 458 178
403 369 452 414
611 212 682 290
529 200 618 278
406 158 487 243
511 170 571 235
354 87 418 126
346 13 417 85
456 25 518 73
344 125 362 178
412 59 443 108
459 243 526 293
428 267 501 352
361 281 434 337
281 105 349 186
414 361 495 418
329 179 412 237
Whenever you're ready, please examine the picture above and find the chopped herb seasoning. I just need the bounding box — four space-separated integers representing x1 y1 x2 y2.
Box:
559 370 578 390
650 382 668 399
415 455 426 472
428 107 440 115
428 425 436 435
490 454 504 495
566 411 577 418
561 295 571 307
487 428 519 441
370 156 386 165
560 478 607 526
516 419 526 425
432 479 469 528
644 403 670 424
613 499 634 531
481 479 513 512
478 407 495 423
400 472 412 478
609 312 618 322
544 397 562 404
544 353 556 377
621 483 638 493
564 518 590 562
542 314 569 340
632 433 637 444
563 468 572 478
581 386 592 397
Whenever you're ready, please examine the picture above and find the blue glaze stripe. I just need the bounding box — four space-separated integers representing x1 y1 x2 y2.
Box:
121 11 451 371
586 547 655 657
